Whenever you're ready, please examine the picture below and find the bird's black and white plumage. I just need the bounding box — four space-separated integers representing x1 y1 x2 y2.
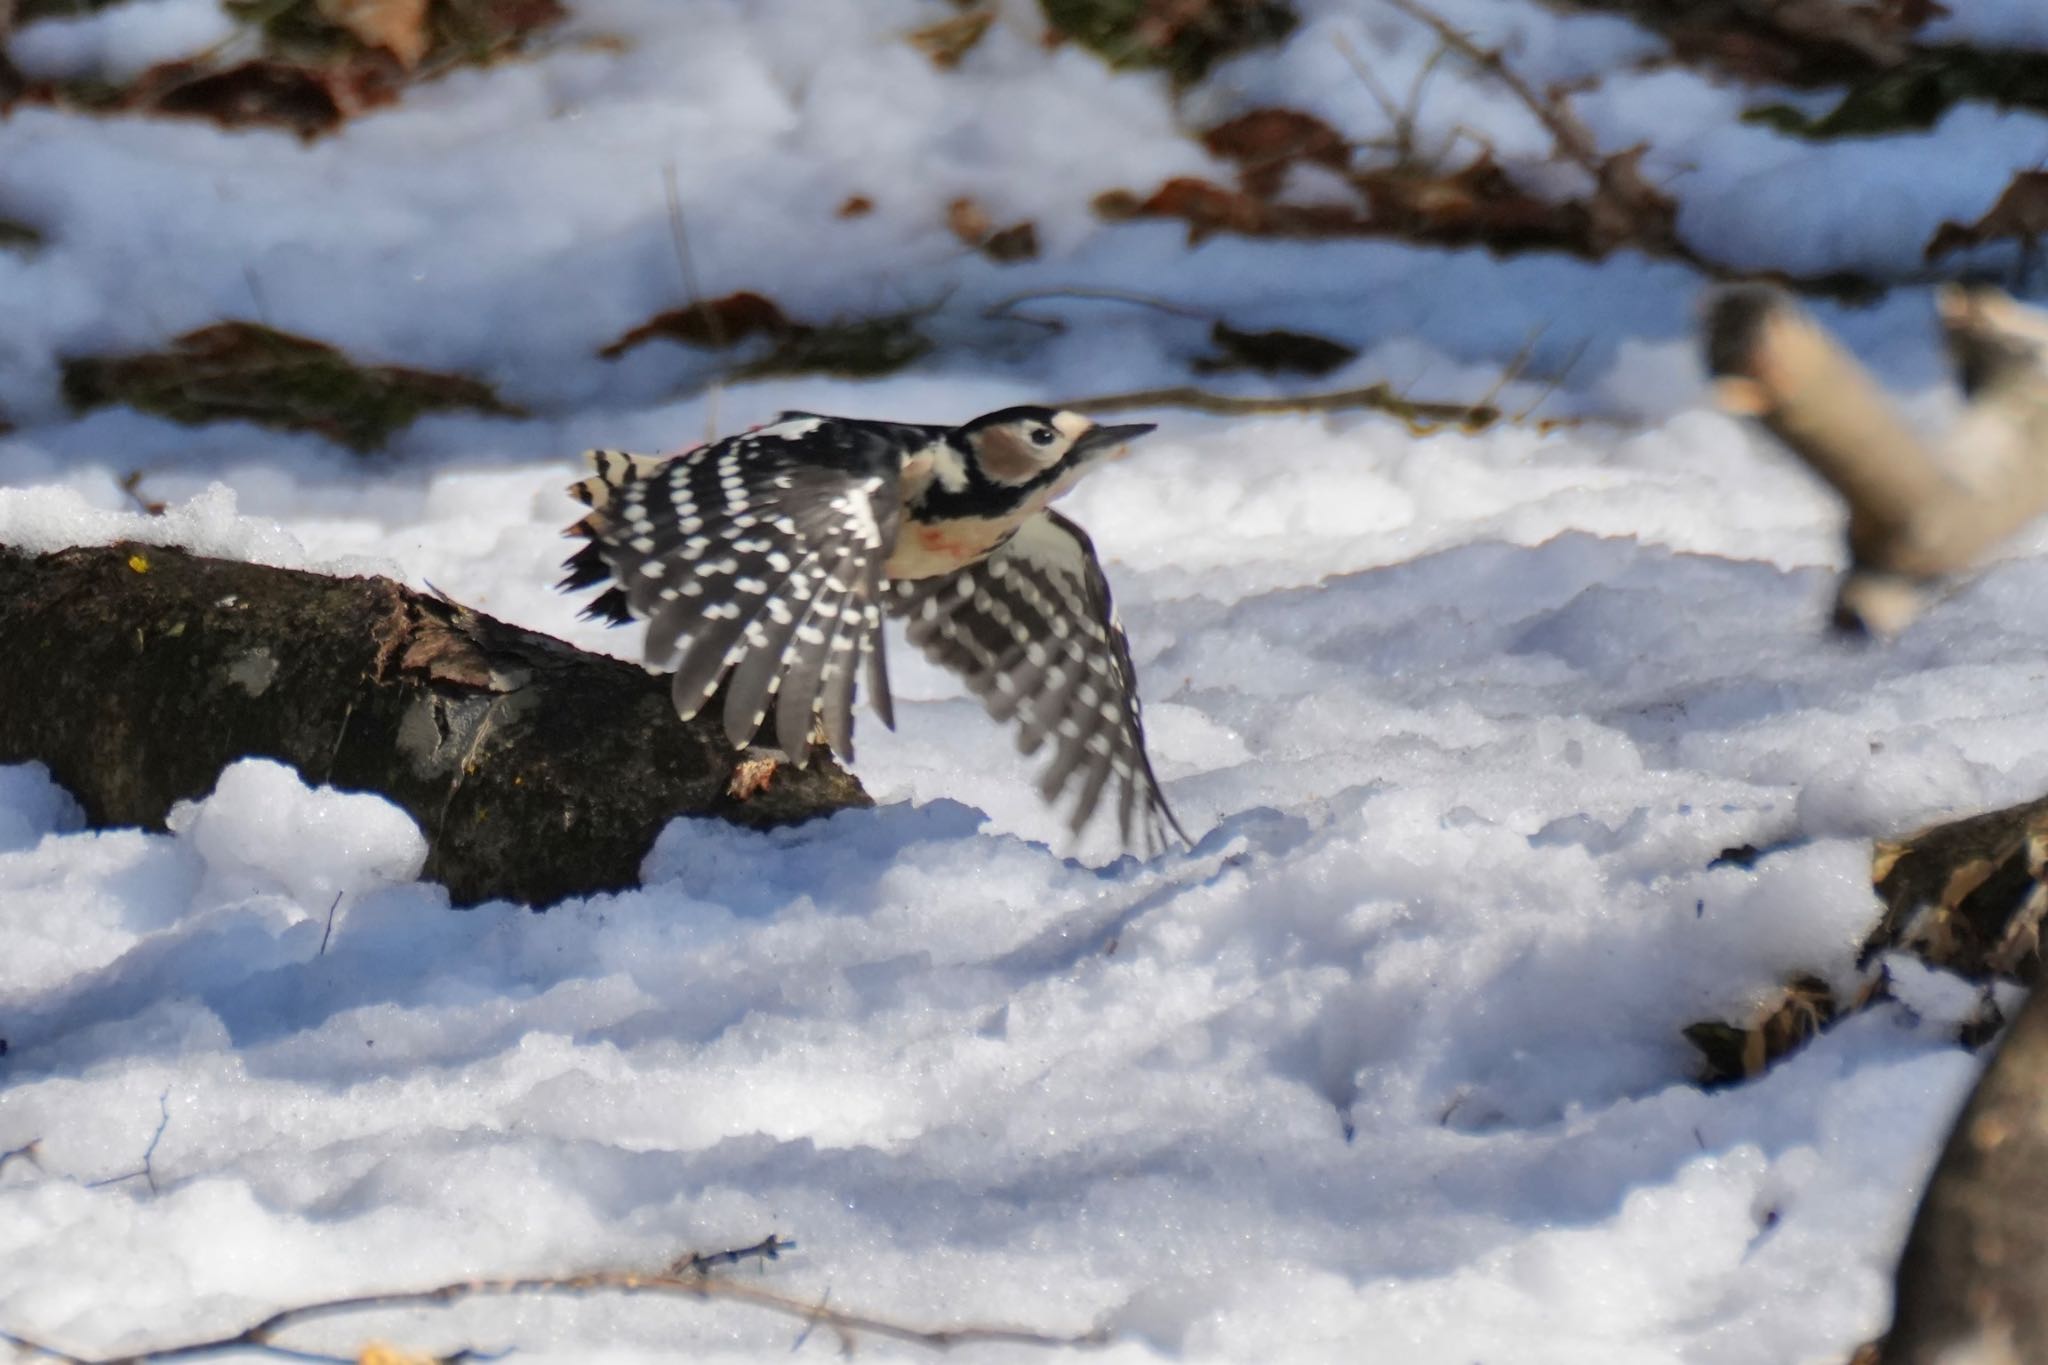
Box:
561 406 1189 854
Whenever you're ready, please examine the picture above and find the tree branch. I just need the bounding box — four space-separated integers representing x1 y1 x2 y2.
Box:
1704 285 2048 635
0 1242 1107 1364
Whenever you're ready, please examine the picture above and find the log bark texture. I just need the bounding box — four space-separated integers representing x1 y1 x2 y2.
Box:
1881 981 2048 1365
1863 796 2048 984
0 541 868 906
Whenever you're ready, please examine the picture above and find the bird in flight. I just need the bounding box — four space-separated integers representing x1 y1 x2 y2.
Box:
561 406 1188 854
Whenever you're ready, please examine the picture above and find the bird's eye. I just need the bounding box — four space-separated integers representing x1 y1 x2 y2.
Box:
1029 426 1058 447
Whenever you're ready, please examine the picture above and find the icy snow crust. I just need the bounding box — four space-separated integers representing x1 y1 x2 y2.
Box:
2 1 2044 1361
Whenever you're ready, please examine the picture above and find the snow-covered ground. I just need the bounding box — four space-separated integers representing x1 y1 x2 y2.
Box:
5 2 2048 1361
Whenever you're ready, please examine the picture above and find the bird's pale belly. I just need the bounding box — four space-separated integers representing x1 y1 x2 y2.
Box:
883 514 1022 580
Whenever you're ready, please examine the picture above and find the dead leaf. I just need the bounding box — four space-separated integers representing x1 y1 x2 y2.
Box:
947 196 993 246
836 194 875 218
1202 106 1349 197
1095 177 1285 242
61 321 520 452
982 221 1038 262
946 197 1039 262
1194 321 1355 377
600 294 931 381
737 311 931 381
1684 974 1841 1086
1863 794 2048 983
1041 0 1298 86
20 0 569 137
907 6 993 69
1927 170 2048 262
317 0 430 68
101 57 402 139
598 291 795 359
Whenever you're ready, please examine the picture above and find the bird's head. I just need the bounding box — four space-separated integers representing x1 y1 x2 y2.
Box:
951 407 1156 491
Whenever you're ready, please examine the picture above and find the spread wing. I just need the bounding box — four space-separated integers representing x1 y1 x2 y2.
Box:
560 415 906 764
887 510 1187 855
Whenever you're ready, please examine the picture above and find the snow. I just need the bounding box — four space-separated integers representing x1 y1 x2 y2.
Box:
4 2 2047 1361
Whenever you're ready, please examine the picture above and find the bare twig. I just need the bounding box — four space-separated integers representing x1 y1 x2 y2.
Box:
318 892 343 956
1513 336 1590 423
981 287 1215 333
659 162 727 439
0 1139 40 1178
1331 28 1453 169
1060 380 1598 431
1379 0 1688 258
118 471 166 518
87 1092 171 1196
666 1233 793 1275
0 1244 1107 1364
1381 0 1611 193
1470 326 1545 413
1705 284 2048 635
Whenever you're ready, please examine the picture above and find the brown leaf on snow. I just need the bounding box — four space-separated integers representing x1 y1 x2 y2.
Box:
1683 974 1843 1086
1095 177 1313 241
317 0 431 68
1862 792 2048 984
60 321 521 452
1041 0 1298 86
23 0 568 137
598 292 796 359
1202 107 1349 197
600 294 932 380
981 221 1039 262
1193 320 1356 377
947 197 994 246
836 194 875 218
1926 171 2048 262
907 6 993 69
121 57 402 139
947 197 1040 263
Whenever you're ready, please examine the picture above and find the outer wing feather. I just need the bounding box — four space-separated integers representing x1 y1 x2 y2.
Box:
560 421 902 762
887 510 1187 855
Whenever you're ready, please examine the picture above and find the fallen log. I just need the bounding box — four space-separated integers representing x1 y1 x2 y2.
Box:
0 541 868 907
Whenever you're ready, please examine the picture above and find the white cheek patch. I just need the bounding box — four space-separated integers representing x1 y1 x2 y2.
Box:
977 427 1048 484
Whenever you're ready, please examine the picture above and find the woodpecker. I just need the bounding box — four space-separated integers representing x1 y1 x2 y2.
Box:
560 406 1189 854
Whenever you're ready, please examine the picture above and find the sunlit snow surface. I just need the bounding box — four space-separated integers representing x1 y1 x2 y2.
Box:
5 2 2048 1361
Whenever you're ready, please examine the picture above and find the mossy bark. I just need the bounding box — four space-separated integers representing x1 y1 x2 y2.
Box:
0 542 869 907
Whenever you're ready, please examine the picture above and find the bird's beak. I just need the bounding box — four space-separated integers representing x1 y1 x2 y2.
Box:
1071 422 1157 461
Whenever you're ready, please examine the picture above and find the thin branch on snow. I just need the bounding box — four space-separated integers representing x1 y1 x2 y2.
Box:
665 1233 794 1275
0 1239 1107 1364
318 892 343 956
0 1140 40 1178
86 1091 171 1196
981 287 1217 332
1380 0 1695 261
1329 28 1459 169
1061 379 1595 430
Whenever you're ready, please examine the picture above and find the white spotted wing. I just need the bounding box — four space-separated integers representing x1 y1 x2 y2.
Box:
887 510 1187 854
566 415 916 764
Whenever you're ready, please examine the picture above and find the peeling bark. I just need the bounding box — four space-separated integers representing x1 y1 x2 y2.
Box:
0 541 869 907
